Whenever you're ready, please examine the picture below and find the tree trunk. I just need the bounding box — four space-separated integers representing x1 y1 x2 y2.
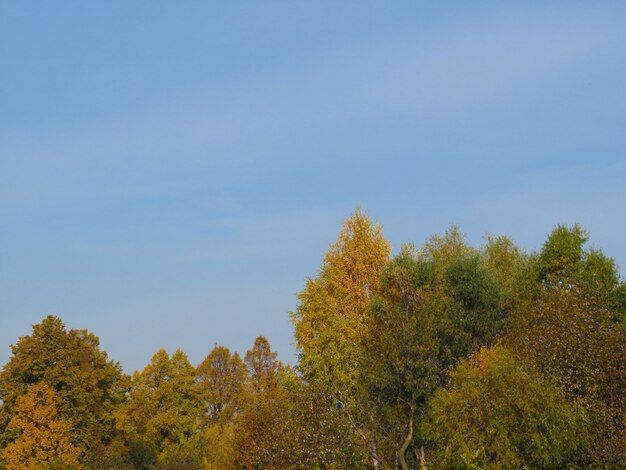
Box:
369 413 380 470
371 431 380 470
398 411 414 470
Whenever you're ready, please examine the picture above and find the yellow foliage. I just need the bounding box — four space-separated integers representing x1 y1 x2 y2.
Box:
292 210 390 403
3 382 81 470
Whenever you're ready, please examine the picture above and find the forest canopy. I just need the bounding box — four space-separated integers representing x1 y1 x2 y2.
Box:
1 211 624 469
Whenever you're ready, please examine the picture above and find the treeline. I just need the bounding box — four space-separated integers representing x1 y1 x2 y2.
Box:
0 211 624 469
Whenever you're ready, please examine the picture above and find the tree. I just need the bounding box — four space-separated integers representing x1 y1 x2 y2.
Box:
415 227 506 371
244 336 280 397
115 349 202 469
0 316 128 466
276 376 366 469
155 434 206 470
424 345 589 469
291 210 390 466
365 235 508 469
195 345 246 427
292 210 391 398
539 224 589 286
510 288 626 466
482 235 542 320
364 248 440 470
195 345 247 470
235 337 364 469
443 251 503 349
538 224 621 306
3 382 81 470
234 336 283 469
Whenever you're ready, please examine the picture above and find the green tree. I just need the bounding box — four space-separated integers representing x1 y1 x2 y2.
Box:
364 248 440 470
539 224 589 285
538 224 621 305
155 434 205 470
416 227 506 370
276 376 366 469
482 235 544 324
424 345 589 469
365 235 509 469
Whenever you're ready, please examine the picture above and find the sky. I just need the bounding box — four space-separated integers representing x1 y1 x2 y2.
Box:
1 1 625 373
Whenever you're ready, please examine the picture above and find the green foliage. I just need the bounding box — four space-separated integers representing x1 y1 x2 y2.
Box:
481 235 522 290
364 251 440 467
512 289 624 405
612 281 626 325
417 228 508 363
115 349 202 469
126 438 157 470
424 345 589 469
444 253 503 345
539 224 588 284
364 232 512 468
539 225 620 304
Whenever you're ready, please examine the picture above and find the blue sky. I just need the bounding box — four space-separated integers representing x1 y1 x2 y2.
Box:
1 2 625 373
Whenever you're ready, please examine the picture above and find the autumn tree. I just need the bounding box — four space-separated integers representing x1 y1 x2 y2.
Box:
510 289 626 466
275 376 366 469
0 316 128 467
507 225 626 466
244 336 280 397
115 349 203 469
196 345 247 470
3 382 81 470
291 210 390 466
0 220 621 469
235 337 364 469
195 345 246 427
234 336 283 469
292 211 390 395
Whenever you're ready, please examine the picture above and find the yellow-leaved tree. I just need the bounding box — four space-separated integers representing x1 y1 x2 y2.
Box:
115 349 203 469
291 210 391 466
3 382 81 470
